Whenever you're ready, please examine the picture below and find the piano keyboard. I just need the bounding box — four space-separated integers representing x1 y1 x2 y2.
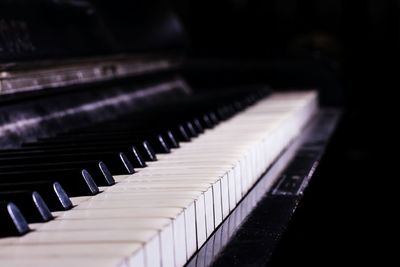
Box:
0 91 317 267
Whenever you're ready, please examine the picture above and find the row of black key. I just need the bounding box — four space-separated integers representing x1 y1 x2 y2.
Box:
0 90 268 237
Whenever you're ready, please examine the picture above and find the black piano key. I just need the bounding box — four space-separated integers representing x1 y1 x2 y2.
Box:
193 118 204 133
166 130 179 148
33 140 156 162
202 114 214 128
0 169 99 197
132 145 147 167
119 152 135 173
56 127 174 137
176 124 191 142
233 101 241 111
226 104 236 116
0 191 53 223
185 121 198 137
0 161 114 186
88 123 170 140
217 106 233 120
0 145 146 169
56 133 169 154
223 105 234 118
98 161 115 185
156 134 171 153
58 126 169 137
0 201 30 237
54 118 197 145
0 152 131 175
142 141 157 161
30 133 168 155
0 181 73 211
209 112 219 124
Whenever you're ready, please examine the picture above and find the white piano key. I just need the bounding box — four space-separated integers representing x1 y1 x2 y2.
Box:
14 229 158 245
185 202 197 259
220 172 230 219
104 181 214 191
160 222 175 267
204 186 215 237
129 249 145 267
74 198 195 210
0 243 142 258
145 235 162 267
30 218 171 232
194 193 207 247
227 168 237 210
31 218 169 267
212 180 223 227
173 212 187 265
53 207 184 220
235 160 243 202
0 258 126 267
70 196 91 206
91 189 201 198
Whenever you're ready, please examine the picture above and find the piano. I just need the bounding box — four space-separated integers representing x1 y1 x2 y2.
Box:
0 1 341 266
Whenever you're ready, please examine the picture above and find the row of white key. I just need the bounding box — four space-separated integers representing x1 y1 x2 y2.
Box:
0 91 318 267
